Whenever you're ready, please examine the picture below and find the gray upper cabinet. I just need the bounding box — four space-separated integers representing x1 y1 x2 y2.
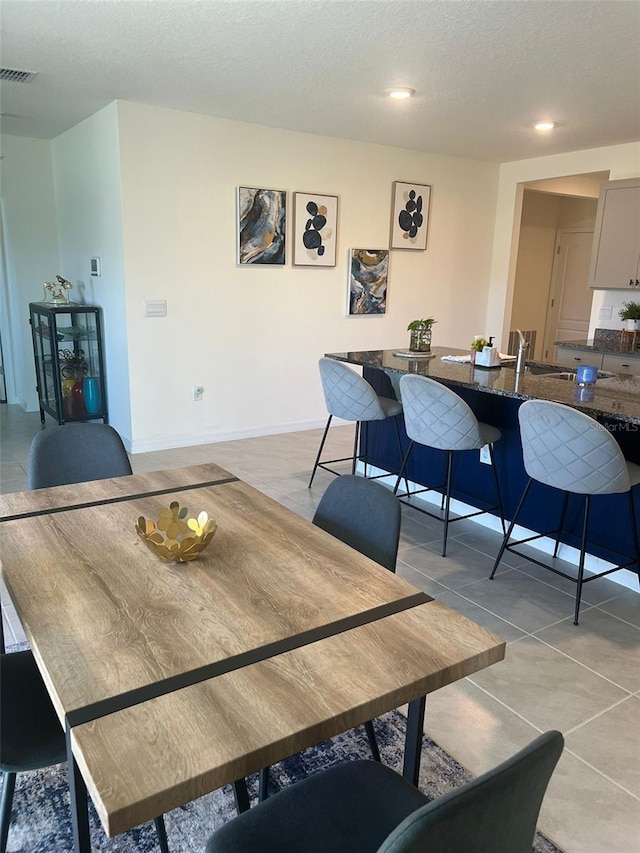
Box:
588 178 640 289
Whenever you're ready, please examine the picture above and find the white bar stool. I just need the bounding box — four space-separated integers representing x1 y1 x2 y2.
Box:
309 358 405 488
490 399 640 625
393 374 505 557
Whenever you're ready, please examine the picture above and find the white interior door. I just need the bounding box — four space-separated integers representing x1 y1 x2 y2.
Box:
542 229 594 361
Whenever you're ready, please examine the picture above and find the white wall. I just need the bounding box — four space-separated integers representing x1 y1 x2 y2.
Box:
50 103 133 442
0 135 59 409
487 142 640 349
114 101 499 452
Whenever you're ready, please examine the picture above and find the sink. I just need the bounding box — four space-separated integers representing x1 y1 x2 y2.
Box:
502 362 575 377
536 371 576 381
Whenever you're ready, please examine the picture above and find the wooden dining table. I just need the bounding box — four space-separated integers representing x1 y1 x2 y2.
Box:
0 462 505 851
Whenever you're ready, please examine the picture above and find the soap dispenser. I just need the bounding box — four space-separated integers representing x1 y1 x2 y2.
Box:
476 336 501 368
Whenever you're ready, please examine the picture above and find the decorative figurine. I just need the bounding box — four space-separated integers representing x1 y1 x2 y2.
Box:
43 275 73 304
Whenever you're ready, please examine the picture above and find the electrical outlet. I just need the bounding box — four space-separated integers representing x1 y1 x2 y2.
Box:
479 444 492 465
192 386 204 402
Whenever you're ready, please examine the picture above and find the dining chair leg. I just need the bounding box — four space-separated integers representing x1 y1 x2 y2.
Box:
258 767 270 802
490 479 533 579
364 720 381 762
403 696 426 786
553 493 570 558
0 771 16 853
67 727 91 853
232 779 251 814
153 815 170 853
309 416 333 487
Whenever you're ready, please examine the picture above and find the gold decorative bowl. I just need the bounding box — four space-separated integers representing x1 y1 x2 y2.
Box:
135 501 217 562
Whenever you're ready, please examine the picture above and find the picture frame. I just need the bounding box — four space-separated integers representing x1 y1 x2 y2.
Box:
348 249 389 316
389 181 431 250
237 186 287 265
293 192 338 266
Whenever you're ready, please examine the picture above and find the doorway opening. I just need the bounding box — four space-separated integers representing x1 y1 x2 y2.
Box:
508 171 608 362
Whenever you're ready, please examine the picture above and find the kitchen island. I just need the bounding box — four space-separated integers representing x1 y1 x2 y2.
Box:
326 348 639 584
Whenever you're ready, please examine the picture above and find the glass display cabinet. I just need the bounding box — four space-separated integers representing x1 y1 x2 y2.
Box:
29 302 108 425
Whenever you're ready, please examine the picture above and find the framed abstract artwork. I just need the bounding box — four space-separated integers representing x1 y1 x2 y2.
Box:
237 187 287 265
389 181 431 250
293 192 338 266
348 249 389 316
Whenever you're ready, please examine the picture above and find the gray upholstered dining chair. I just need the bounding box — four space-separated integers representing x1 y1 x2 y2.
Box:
312 474 401 573
205 730 564 853
309 357 405 488
394 374 505 557
27 422 132 489
0 423 170 853
490 399 640 624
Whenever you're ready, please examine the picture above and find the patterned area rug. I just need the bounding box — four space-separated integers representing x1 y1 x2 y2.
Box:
3 705 563 853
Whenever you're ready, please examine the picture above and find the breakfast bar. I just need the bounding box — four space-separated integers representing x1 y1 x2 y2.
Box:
326 348 640 575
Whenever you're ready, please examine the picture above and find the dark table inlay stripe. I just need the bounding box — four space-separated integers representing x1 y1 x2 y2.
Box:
65 591 433 728
0 477 239 523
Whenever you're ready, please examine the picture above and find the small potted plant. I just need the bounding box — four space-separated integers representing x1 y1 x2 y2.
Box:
469 336 489 364
618 301 640 331
407 317 436 352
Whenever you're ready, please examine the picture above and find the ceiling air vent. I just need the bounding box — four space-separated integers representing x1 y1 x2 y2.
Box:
0 68 38 83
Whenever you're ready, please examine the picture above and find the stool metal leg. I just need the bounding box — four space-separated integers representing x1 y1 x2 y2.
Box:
309 415 333 487
629 490 640 584
442 450 454 557
574 495 591 625
553 493 570 558
490 479 533 579
488 443 506 534
394 441 414 496
353 420 361 476
392 416 411 496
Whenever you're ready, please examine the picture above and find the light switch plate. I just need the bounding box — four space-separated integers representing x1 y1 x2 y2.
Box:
90 257 101 277
144 299 167 317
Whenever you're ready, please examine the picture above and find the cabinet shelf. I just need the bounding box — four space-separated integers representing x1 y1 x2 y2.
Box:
29 302 108 426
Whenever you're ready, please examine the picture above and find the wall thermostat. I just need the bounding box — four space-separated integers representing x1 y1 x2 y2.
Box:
90 257 101 277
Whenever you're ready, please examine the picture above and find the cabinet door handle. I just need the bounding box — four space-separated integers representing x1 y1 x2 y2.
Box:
630 279 635 286
636 279 639 287
574 357 582 362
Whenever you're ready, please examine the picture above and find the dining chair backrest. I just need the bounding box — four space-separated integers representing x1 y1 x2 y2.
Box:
27 423 132 489
399 374 484 451
318 357 389 422
312 475 401 572
205 730 563 853
518 400 631 495
379 730 564 853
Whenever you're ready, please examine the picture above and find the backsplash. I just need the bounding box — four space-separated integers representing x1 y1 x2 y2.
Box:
593 328 624 347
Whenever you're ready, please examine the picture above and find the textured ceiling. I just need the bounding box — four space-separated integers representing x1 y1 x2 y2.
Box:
1 0 639 162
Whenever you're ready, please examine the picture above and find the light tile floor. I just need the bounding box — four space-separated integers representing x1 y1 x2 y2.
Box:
1 405 639 852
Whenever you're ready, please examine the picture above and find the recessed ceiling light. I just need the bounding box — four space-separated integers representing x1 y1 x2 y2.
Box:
534 121 556 132
386 87 415 100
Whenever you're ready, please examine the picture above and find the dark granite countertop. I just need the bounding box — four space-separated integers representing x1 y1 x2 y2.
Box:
326 347 640 425
555 328 640 357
